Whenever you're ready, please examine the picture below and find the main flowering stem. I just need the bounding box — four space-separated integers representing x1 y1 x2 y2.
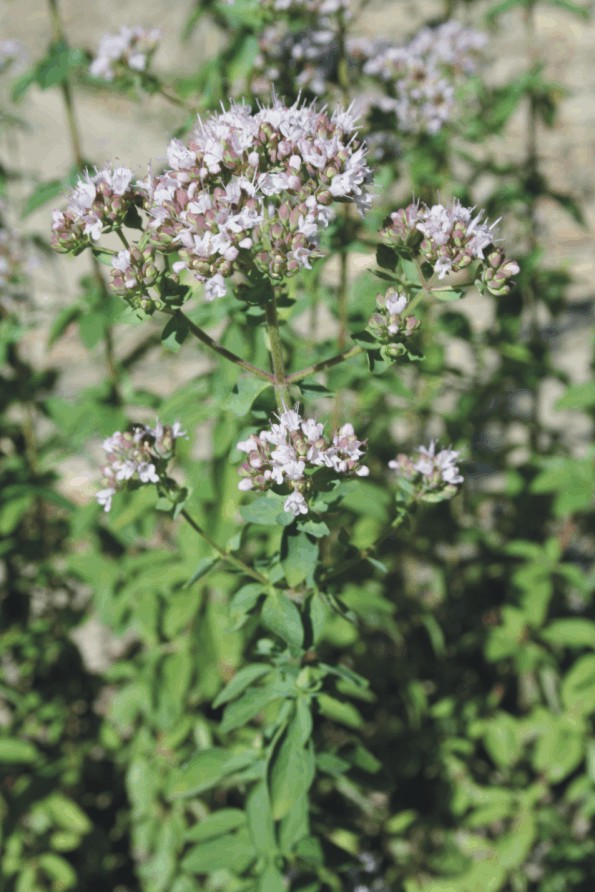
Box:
265 291 290 410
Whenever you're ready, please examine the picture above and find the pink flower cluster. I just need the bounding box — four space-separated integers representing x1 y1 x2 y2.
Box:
383 199 520 292
252 16 485 138
389 440 463 499
142 99 371 300
90 26 161 82
97 420 185 513
359 21 486 135
237 406 369 516
51 166 137 252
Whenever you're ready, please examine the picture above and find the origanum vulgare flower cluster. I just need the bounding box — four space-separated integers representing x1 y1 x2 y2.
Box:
358 21 486 135
237 406 369 516
142 98 371 299
51 166 136 252
89 25 161 82
383 199 520 293
389 440 463 501
367 289 422 356
252 14 485 138
97 420 185 513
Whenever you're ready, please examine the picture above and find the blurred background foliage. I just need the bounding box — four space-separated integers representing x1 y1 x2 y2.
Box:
0 0 593 889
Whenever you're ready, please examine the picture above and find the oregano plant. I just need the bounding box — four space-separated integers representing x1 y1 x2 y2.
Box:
51 93 519 890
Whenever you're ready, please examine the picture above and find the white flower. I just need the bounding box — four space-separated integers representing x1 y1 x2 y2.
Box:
284 491 308 516
96 487 116 512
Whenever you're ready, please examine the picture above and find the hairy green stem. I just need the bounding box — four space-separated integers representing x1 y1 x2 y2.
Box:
165 308 274 383
180 509 271 586
287 345 363 385
265 293 290 409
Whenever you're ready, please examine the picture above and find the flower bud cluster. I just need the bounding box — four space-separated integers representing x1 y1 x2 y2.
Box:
110 247 160 310
383 199 519 292
360 22 486 135
51 166 137 253
96 420 185 513
237 406 369 516
481 247 522 297
389 440 463 500
367 289 421 355
142 98 371 300
90 26 161 82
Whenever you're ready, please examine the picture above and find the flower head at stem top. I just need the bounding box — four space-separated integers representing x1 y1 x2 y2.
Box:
237 404 369 517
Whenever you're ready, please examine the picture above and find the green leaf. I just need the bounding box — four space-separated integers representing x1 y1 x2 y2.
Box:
213 664 271 709
161 314 189 352
225 377 271 415
228 583 266 628
262 592 304 650
0 738 40 763
220 685 286 734
257 864 286 892
483 713 521 768
376 244 397 271
555 381 595 411
45 795 92 834
182 829 255 875
168 749 255 799
317 694 364 729
78 310 108 348
279 793 310 853
281 529 318 587
269 715 314 820
23 178 68 217
561 655 595 716
240 492 289 526
34 42 86 90
184 809 246 843
38 853 77 888
246 781 277 855
185 556 219 587
48 304 81 346
542 619 595 649
297 518 330 538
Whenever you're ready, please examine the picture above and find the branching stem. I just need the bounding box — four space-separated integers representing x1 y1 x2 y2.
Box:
180 509 271 586
164 308 274 383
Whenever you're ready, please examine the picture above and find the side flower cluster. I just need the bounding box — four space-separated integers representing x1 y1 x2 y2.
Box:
90 26 161 82
252 14 485 138
367 289 421 356
237 406 369 516
51 166 137 252
383 199 520 292
96 420 185 513
141 98 371 300
389 440 463 501
360 21 486 135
